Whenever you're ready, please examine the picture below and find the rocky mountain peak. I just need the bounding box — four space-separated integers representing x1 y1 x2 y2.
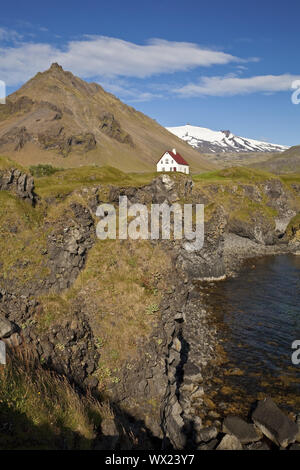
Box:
49 62 64 71
0 66 214 173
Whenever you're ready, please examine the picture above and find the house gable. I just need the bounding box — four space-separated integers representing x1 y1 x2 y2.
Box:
157 149 189 174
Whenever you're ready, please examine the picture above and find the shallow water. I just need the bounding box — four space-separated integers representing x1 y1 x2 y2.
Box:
201 254 300 416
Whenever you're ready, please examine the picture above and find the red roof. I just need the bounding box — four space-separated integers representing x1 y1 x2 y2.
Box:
158 150 189 166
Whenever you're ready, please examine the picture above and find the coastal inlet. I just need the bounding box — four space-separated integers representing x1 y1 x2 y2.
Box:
198 254 300 420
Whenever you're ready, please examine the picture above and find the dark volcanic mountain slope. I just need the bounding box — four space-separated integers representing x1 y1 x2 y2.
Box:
0 64 214 173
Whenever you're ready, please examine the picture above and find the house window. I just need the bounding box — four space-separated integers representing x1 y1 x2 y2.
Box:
162 167 165 172
165 159 169 164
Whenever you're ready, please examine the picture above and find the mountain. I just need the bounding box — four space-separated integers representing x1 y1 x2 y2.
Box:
250 145 300 174
166 124 288 155
0 64 214 173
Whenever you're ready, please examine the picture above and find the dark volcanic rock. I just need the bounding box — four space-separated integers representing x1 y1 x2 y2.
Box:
30 309 99 387
99 112 134 146
37 124 65 149
0 290 38 324
0 316 16 338
0 96 34 118
177 205 227 279
46 202 95 291
216 433 243 450
223 416 261 444
63 132 97 155
0 168 35 204
228 212 275 245
183 362 203 384
195 426 218 444
252 397 298 448
0 126 32 150
38 127 97 156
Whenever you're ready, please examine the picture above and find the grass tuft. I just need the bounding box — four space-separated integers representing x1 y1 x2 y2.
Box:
0 348 111 450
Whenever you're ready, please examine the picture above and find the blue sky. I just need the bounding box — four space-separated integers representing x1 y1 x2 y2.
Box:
0 0 300 145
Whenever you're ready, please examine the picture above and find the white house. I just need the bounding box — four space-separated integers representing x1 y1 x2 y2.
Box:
157 149 190 174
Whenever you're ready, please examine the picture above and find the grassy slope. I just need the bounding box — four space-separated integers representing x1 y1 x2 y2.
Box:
249 145 300 174
0 155 23 171
34 165 157 199
192 166 278 183
285 212 300 243
0 191 49 286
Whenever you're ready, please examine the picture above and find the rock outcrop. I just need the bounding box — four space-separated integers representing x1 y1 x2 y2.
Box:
0 290 99 389
99 112 134 146
0 168 35 204
46 202 95 291
0 126 32 150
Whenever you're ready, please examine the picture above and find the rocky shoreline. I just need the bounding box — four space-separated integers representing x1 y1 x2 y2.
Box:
156 241 299 450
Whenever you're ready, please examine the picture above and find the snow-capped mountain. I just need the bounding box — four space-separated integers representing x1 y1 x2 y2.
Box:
166 125 288 154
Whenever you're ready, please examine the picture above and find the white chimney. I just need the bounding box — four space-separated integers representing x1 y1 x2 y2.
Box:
172 148 176 154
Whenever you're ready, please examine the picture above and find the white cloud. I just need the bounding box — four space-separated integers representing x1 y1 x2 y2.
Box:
174 74 300 96
55 37 241 78
0 36 244 86
0 27 23 43
97 78 163 102
0 43 58 85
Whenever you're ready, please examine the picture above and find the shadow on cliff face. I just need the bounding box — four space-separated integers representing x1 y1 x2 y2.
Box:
0 403 92 450
0 348 164 450
0 398 164 450
176 332 202 450
104 402 164 451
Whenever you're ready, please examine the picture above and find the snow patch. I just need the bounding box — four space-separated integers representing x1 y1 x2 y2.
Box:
166 125 288 154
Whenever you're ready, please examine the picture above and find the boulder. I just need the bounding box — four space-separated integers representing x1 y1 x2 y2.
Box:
183 362 203 383
197 438 218 450
223 416 261 444
217 434 243 450
195 425 218 444
252 398 298 448
0 316 15 338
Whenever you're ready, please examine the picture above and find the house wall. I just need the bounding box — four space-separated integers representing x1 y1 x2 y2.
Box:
157 152 189 174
